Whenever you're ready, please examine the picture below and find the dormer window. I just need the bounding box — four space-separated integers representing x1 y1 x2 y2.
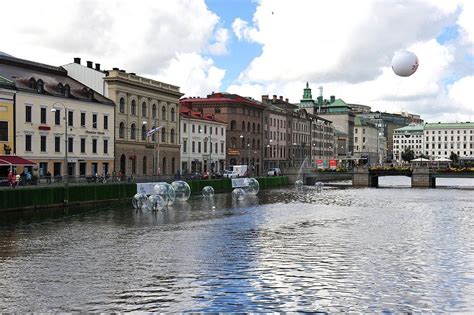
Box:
58 83 64 94
88 89 94 101
64 84 70 98
29 78 37 89
37 79 44 94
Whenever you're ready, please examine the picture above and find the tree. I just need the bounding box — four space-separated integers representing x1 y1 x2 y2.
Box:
449 152 459 166
401 148 415 163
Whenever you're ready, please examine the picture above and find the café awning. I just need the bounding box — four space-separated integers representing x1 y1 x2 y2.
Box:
0 155 37 167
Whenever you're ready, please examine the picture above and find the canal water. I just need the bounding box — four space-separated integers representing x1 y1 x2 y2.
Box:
0 178 473 312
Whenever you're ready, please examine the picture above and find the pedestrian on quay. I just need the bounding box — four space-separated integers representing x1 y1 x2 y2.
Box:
7 170 14 188
46 170 52 184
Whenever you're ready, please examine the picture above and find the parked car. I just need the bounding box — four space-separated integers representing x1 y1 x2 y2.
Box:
223 170 238 179
267 167 282 176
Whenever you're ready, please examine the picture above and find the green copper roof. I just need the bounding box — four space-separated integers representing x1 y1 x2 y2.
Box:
0 75 15 88
394 124 424 133
302 82 313 100
329 98 347 106
425 122 474 129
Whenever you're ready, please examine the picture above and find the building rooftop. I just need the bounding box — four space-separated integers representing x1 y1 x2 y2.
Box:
179 107 226 124
424 122 474 129
180 92 265 109
394 124 424 133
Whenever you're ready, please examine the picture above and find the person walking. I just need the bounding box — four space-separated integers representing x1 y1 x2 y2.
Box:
46 171 52 184
7 170 14 188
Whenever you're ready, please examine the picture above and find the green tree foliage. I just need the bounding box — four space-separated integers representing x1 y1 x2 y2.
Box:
401 148 415 162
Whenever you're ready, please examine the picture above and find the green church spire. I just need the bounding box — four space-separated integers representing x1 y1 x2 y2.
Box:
302 82 312 100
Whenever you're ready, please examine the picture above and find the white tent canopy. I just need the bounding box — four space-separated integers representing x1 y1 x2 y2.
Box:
410 158 430 162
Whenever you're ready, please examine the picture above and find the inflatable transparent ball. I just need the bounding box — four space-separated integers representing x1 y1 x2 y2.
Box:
146 194 166 211
132 193 148 210
202 186 214 198
153 182 176 206
171 180 191 202
232 188 247 201
295 179 304 191
243 178 259 195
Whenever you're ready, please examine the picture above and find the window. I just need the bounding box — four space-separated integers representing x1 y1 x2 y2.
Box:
183 123 187 133
119 122 125 138
183 139 187 153
162 106 166 120
40 135 47 152
29 78 36 89
192 141 195 153
142 156 147 174
242 121 245 131
104 116 108 130
55 109 61 125
25 134 32 151
204 125 207 134
130 124 136 139
152 104 157 118
170 129 175 143
221 128 224 136
55 136 60 152
131 100 136 115
68 110 74 127
231 120 236 131
151 126 156 141
119 97 125 113
103 139 108 154
81 112 86 127
198 141 201 153
25 105 32 123
171 107 175 121
141 124 147 140
192 124 195 133
92 114 97 128
68 137 73 152
64 84 70 97
92 139 97 154
0 121 8 141
221 142 224 153
81 138 86 153
161 128 166 142
142 102 147 117
41 107 47 124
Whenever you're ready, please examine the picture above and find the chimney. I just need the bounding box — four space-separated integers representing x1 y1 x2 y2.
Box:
330 95 336 103
273 94 277 101
285 98 289 103
95 63 101 71
130 72 136 75
119 69 126 73
279 96 283 100
86 61 93 68
73 57 81 64
112 67 119 71
262 95 269 102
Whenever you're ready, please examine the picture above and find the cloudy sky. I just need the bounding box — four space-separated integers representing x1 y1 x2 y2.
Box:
1 0 472 122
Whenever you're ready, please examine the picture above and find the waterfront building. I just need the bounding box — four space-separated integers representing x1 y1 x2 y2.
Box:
180 106 226 174
180 93 265 176
64 58 183 177
0 76 15 156
354 116 380 165
423 122 474 160
0 55 115 178
392 124 424 164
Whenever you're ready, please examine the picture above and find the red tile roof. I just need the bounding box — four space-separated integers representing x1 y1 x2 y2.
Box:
179 107 226 124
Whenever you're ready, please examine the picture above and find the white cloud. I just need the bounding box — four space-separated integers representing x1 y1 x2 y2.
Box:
0 0 226 95
229 0 473 122
151 53 225 97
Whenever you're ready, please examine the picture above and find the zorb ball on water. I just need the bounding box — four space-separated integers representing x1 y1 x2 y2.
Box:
153 182 176 206
146 194 166 211
171 180 191 202
232 188 247 201
202 186 214 198
243 178 259 195
132 193 148 210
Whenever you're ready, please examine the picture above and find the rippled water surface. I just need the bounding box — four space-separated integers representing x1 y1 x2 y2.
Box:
1 180 474 312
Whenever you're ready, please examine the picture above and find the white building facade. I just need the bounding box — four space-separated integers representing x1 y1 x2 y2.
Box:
424 122 474 159
393 124 424 164
180 109 226 174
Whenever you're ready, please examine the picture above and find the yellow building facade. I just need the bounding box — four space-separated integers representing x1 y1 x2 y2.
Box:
0 77 15 156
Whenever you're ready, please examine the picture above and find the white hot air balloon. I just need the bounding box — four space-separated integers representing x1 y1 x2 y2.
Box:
391 50 419 77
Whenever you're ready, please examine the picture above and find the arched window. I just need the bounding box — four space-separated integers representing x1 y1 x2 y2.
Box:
57 83 64 94
241 137 245 148
120 154 126 174
29 78 37 89
64 84 70 97
257 139 260 149
119 122 125 138
151 126 156 141
247 122 250 132
171 157 175 174
141 124 147 140
170 129 175 143
152 104 157 118
257 123 260 133
230 120 236 131
142 102 147 117
162 157 167 175
131 100 136 115
130 123 136 140
162 106 166 120
37 79 44 94
231 137 236 148
242 121 245 131
252 139 256 149
142 156 147 174
161 128 166 142
119 97 125 113
252 123 256 133
171 108 175 122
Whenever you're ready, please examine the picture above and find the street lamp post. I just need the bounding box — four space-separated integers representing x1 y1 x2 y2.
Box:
51 104 68 204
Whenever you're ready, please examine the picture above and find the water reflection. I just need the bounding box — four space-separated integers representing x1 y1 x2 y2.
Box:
0 179 473 312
